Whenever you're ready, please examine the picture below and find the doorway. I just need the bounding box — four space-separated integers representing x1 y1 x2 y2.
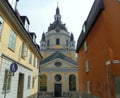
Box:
54 84 62 97
17 73 24 98
113 76 120 98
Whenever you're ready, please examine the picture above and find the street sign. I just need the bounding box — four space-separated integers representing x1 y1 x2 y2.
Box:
10 62 18 72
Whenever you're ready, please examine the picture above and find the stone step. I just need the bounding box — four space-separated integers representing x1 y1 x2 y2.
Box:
52 97 69 98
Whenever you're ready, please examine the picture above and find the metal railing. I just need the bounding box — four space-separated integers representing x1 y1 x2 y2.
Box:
38 91 101 98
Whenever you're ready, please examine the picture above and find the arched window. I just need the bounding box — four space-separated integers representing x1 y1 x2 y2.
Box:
40 75 47 91
69 74 76 91
56 38 60 45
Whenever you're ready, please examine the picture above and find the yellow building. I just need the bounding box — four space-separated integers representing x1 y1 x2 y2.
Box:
39 6 78 97
0 0 42 98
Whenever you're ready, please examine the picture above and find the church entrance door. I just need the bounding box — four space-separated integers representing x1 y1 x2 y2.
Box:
54 84 62 97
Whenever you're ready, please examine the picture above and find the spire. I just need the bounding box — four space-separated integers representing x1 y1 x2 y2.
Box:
56 7 60 15
41 33 46 42
54 3 61 21
56 2 60 15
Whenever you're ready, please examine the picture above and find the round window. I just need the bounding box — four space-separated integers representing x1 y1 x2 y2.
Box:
55 74 62 82
55 62 61 67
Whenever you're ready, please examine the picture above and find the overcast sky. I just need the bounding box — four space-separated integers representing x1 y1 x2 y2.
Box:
17 0 95 44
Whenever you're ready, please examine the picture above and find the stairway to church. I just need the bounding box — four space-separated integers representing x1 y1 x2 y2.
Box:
52 97 70 98
38 97 70 98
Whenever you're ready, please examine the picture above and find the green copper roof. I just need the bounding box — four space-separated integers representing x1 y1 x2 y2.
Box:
40 51 77 65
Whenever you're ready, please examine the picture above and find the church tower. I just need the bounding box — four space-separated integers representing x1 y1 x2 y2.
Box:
39 5 78 97
40 5 76 60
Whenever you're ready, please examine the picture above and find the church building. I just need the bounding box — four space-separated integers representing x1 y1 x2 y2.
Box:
39 6 78 97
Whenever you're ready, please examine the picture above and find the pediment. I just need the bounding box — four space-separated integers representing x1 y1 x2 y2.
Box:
40 58 77 69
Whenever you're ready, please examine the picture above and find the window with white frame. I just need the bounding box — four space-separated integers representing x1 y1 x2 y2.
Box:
27 75 31 89
24 20 29 31
85 60 89 72
29 51 32 64
3 70 11 92
83 24 86 33
8 30 16 51
84 40 87 52
8 0 17 10
21 43 28 58
0 16 4 37
87 81 91 94
33 35 36 43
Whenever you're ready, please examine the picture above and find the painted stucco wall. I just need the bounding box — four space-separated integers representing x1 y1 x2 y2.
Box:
77 0 120 98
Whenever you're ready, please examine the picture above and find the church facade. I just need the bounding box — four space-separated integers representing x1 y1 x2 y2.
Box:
39 6 78 97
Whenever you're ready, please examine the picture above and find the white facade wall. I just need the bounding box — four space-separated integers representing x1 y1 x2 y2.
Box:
0 56 34 98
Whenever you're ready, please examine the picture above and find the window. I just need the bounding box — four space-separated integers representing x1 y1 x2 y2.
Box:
55 62 62 67
56 38 60 45
41 43 44 47
55 74 62 82
21 43 28 58
32 77 35 88
83 24 86 33
33 35 35 42
8 0 17 10
24 20 29 31
47 40 49 46
0 16 4 37
3 70 11 92
85 61 89 72
87 81 91 94
84 40 87 52
29 51 32 64
33 56 36 67
27 75 31 89
66 40 68 46
72 43 74 47
69 74 76 91
8 30 16 51
40 75 47 91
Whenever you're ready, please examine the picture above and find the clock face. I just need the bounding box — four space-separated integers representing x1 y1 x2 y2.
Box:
55 62 62 67
56 28 60 32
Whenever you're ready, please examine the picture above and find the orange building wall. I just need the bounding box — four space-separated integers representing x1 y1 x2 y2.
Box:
77 0 120 98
